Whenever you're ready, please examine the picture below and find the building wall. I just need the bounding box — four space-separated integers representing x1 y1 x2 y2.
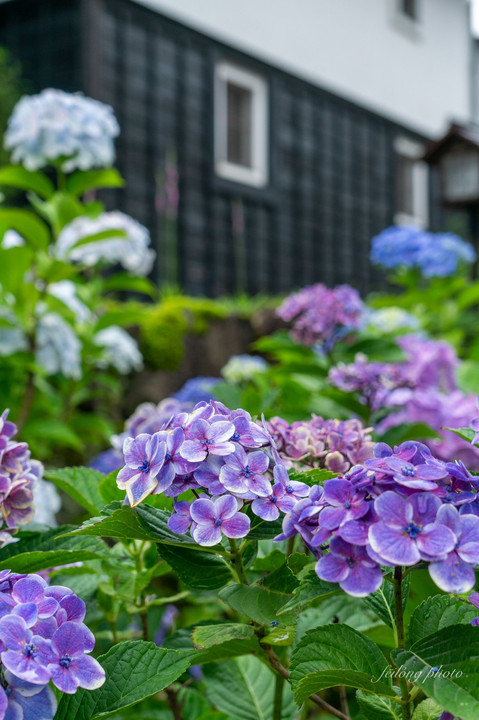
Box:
93 0 433 296
133 0 471 137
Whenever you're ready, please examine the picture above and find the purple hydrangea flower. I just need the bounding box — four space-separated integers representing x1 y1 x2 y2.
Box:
168 501 193 535
316 537 383 597
428 505 479 593
0 614 51 684
319 479 369 530
251 483 297 521
190 495 250 546
0 670 57 720
117 433 166 506
368 492 456 566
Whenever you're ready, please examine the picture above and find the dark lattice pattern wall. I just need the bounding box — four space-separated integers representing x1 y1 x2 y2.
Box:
0 0 436 296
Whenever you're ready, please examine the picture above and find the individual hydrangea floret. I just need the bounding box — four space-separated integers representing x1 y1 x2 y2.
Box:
36 313 82 380
54 212 155 276
276 283 364 350
370 225 475 278
0 570 104 718
116 401 303 546
4 88 119 172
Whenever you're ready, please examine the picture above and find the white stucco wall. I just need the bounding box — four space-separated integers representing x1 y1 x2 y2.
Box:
133 0 471 137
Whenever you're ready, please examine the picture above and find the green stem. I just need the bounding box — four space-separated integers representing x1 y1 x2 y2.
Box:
393 566 411 720
272 671 284 720
229 539 249 585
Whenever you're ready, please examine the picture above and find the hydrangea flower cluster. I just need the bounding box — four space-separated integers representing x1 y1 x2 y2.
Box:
329 335 479 466
4 88 119 172
116 401 310 544
0 410 40 543
94 326 143 375
370 226 476 278
0 570 105 719
276 284 364 350
277 440 479 597
266 415 374 473
365 306 420 334
54 211 155 277
221 355 268 384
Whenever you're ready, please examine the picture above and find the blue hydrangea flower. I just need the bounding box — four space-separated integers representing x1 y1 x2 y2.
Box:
4 88 119 172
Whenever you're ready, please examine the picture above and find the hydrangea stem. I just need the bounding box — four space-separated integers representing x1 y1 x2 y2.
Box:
229 539 249 585
272 670 284 720
393 566 411 720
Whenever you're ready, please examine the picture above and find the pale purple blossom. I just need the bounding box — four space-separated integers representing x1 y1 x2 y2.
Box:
190 495 250 547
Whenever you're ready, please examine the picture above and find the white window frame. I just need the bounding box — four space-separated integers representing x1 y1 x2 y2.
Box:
214 61 269 187
394 136 429 228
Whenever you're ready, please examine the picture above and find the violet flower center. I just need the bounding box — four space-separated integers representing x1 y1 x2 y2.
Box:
240 465 254 479
401 466 415 477
344 501 351 509
138 459 150 473
404 522 422 538
285 485 294 493
232 432 240 441
346 557 355 568
214 518 222 527
60 654 72 668
165 452 172 462
24 642 37 658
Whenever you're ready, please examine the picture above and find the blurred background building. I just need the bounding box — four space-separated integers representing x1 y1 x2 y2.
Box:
0 0 474 295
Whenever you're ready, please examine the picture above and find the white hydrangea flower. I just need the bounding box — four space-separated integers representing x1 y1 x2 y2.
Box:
4 88 119 172
365 307 420 334
36 312 82 379
54 211 155 276
48 280 92 323
94 326 143 374
221 354 268 384
2 230 25 248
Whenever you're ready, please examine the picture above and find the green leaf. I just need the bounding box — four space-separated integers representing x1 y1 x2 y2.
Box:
287 468 338 487
45 466 105 515
0 165 55 199
203 656 297 720
356 690 401 720
290 624 394 703
157 544 233 590
66 168 125 196
54 641 192 720
363 576 410 629
98 469 124 504
0 209 50 249
457 360 479 394
135 504 200 546
24 420 83 452
246 509 283 540
411 698 443 720
379 423 440 446
218 584 292 625
0 245 33 294
65 506 153 542
192 623 255 649
277 569 337 615
262 562 299 594
444 426 476 444
0 526 108 573
71 227 127 250
102 273 156 297
409 595 479 645
391 624 479 720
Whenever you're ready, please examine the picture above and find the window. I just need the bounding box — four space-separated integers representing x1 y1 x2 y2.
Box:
394 137 429 227
214 61 268 187
400 0 418 21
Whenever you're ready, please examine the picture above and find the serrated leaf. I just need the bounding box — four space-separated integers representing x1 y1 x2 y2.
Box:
290 624 394 703
277 569 337 615
219 584 292 625
391 624 479 720
66 168 125 196
54 641 192 720
409 595 478 645
356 689 401 720
192 623 254 649
98 470 124 504
288 468 338 486
261 625 296 646
203 656 297 720
411 698 443 720
157 544 233 590
165 626 262 665
45 466 105 516
0 526 108 573
135 504 200 546
66 506 153 541
0 165 55 199
262 562 299 594
444 426 476 444
363 576 410 629
246 510 283 540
